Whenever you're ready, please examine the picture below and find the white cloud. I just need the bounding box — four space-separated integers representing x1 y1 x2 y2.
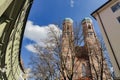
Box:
70 0 74 7
24 21 47 43
25 44 38 53
24 20 62 53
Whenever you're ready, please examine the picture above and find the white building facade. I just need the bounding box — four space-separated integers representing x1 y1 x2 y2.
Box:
92 0 120 79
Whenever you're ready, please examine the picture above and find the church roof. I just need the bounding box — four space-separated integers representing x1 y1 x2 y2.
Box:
64 18 73 23
91 0 112 19
75 46 88 59
81 17 92 24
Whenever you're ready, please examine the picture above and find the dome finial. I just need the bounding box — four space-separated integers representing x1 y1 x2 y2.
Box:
82 17 92 24
64 18 73 23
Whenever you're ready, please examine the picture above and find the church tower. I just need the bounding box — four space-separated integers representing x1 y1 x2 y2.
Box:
61 17 111 80
61 18 75 79
81 17 112 80
61 18 91 80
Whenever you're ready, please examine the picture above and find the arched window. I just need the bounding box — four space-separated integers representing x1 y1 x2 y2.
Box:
82 63 86 77
66 26 70 35
67 26 69 30
88 25 91 29
88 32 94 37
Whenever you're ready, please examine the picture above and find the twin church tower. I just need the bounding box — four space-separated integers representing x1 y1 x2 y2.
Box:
61 18 111 80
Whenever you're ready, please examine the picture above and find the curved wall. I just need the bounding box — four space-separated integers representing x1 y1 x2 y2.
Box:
0 0 33 79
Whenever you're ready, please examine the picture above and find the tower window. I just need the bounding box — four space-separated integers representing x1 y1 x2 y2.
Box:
90 32 93 35
117 16 120 23
67 32 69 35
82 63 86 77
88 25 91 29
111 2 120 12
67 27 69 30
88 32 94 37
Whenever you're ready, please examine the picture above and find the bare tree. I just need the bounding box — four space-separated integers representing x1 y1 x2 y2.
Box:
28 22 112 80
97 33 113 79
29 26 61 80
59 22 84 80
87 32 112 80
29 23 83 80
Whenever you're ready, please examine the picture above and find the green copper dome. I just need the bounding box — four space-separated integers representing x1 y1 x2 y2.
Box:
82 17 92 23
64 18 73 23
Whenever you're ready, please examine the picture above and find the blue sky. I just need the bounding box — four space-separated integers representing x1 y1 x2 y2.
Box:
21 0 108 68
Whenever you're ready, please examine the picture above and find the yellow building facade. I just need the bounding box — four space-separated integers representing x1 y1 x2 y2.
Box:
0 0 33 79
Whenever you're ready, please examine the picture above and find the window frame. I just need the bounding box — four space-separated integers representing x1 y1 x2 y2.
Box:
81 63 86 77
111 2 120 12
117 16 120 23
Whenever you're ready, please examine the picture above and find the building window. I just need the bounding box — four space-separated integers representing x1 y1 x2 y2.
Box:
88 32 94 37
117 16 120 23
67 26 69 30
82 63 86 77
111 2 120 12
88 25 91 29
67 32 69 35
89 32 93 35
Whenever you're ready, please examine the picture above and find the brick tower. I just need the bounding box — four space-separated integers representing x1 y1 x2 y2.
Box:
61 17 111 80
61 18 91 80
81 17 111 80
61 18 75 80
